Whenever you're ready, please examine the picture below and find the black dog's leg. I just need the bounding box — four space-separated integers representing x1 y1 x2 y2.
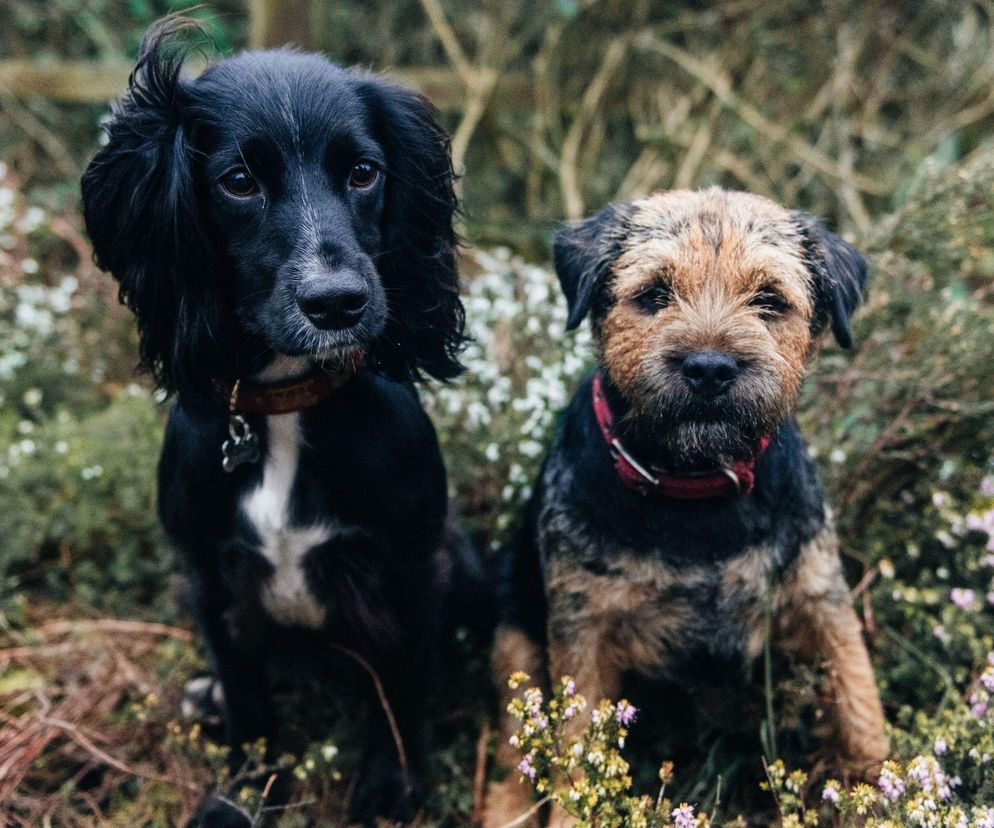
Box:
187 590 280 828
347 586 436 827
349 648 432 826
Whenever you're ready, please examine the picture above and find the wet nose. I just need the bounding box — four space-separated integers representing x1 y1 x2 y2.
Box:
296 272 368 331
681 351 740 397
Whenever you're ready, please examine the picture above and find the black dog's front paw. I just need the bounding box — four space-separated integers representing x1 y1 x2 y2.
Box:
348 757 423 826
186 795 253 828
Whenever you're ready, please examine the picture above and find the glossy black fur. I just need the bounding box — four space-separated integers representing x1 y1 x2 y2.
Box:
81 19 467 827
163 374 449 825
82 20 464 415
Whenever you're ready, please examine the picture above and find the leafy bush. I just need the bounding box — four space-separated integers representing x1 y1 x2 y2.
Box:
0 162 168 620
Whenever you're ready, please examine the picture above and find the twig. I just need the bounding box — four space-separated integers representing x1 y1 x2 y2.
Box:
496 794 552 828
416 0 502 179
37 713 200 792
417 0 474 86
0 90 76 178
471 721 490 825
673 96 720 189
635 31 889 196
560 36 628 215
560 37 628 219
881 626 956 711
330 644 410 796
39 618 194 641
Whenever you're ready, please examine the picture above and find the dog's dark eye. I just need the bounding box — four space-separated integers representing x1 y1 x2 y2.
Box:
633 284 671 314
219 167 260 198
751 290 790 318
348 160 380 189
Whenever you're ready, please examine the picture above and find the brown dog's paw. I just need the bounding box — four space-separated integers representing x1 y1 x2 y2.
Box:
482 778 542 828
839 733 891 782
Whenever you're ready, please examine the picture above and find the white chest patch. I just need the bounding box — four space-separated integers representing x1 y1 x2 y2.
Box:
242 412 330 628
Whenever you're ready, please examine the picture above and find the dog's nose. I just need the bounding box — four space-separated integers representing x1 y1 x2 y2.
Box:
681 351 739 397
296 273 368 330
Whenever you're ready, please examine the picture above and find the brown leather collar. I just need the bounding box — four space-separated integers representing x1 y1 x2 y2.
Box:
218 356 363 416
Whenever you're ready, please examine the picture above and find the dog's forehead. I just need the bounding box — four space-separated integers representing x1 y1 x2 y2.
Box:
622 189 802 256
195 51 372 148
607 188 812 294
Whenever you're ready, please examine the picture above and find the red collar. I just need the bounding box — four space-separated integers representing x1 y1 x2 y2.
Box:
591 372 770 499
219 354 364 416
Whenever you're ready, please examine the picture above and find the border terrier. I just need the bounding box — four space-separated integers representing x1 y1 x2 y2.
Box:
485 189 888 826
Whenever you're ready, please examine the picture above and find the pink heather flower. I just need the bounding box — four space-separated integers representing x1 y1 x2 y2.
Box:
984 555 994 568
982 671 994 692
951 588 977 610
987 592 994 606
908 755 953 800
615 700 638 726
981 477 994 497
932 491 947 508
878 766 906 802
972 700 989 718
671 803 695 828
563 678 576 697
933 625 950 644
822 783 841 804
516 755 537 781
934 737 948 755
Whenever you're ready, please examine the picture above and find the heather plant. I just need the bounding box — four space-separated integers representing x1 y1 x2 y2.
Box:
0 163 168 619
503 672 710 828
422 247 593 546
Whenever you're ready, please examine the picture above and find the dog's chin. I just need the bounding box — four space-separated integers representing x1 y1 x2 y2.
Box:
656 421 759 469
634 392 782 468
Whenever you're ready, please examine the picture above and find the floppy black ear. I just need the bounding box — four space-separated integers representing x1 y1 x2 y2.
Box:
791 212 868 349
81 18 226 411
554 203 632 330
358 76 465 382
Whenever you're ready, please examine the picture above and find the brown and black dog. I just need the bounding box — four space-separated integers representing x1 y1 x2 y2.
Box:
486 189 888 826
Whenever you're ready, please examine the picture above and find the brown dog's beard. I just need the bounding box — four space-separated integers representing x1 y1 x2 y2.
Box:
618 383 792 468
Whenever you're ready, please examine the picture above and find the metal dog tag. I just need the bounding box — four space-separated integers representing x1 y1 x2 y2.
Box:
221 414 260 473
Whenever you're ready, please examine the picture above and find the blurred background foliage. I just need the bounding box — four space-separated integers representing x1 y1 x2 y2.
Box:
3 0 994 824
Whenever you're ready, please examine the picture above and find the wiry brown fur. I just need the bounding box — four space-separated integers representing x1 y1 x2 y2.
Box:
485 189 886 828
598 191 815 465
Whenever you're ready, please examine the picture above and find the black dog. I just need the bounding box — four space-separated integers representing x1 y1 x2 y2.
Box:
82 19 467 827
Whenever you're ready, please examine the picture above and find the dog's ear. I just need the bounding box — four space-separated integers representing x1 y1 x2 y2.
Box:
554 203 631 330
81 18 225 410
791 212 868 349
359 77 465 382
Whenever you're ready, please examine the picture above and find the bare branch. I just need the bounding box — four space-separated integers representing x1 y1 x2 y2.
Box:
559 37 628 219
635 30 889 196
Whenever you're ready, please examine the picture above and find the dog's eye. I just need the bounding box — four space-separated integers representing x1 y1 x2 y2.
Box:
219 167 260 198
632 284 670 314
751 290 790 318
349 160 380 189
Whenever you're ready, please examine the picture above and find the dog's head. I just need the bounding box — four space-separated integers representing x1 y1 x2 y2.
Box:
81 19 464 410
555 188 867 465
